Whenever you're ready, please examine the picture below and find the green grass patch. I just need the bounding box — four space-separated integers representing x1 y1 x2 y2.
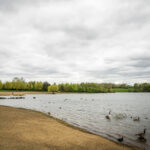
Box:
114 88 134 92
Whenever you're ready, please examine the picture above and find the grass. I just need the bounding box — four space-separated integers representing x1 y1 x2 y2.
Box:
114 88 134 92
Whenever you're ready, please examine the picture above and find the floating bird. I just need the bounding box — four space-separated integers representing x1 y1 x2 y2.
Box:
136 128 146 137
33 97 36 99
117 136 123 142
105 115 110 120
133 117 140 121
138 136 147 142
109 110 111 115
59 107 62 109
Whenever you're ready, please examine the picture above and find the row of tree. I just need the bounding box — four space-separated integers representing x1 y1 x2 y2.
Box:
0 78 49 91
0 78 150 92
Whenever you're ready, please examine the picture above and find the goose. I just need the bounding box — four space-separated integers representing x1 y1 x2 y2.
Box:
117 136 123 142
133 117 140 121
136 128 146 137
109 110 111 115
105 115 110 120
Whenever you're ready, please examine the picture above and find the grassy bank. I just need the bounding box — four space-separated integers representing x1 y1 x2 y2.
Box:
114 88 134 92
0 106 140 150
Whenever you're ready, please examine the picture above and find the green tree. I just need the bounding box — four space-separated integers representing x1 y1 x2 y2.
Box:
42 82 50 91
0 81 3 90
48 84 59 92
4 82 12 90
34 82 43 91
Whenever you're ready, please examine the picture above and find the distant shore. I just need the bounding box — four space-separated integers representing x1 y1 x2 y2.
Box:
0 91 52 96
0 105 140 150
0 90 148 96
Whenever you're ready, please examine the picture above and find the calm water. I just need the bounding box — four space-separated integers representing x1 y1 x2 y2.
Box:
0 93 150 149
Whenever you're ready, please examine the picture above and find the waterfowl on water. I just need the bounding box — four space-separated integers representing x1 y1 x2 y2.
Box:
138 136 147 142
133 117 140 121
117 136 123 142
109 110 111 115
105 115 110 120
136 128 147 142
136 128 146 137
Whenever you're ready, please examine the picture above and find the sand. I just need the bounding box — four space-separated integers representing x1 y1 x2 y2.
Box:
0 106 140 150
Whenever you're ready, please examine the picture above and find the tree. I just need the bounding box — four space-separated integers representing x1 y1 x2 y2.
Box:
48 84 59 92
4 82 12 90
42 82 50 91
0 81 3 90
27 82 34 91
12 77 26 90
34 82 43 91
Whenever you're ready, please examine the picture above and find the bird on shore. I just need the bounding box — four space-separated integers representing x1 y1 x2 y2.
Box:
117 136 123 142
48 112 51 115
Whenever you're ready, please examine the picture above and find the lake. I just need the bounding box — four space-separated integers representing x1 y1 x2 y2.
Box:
0 93 150 149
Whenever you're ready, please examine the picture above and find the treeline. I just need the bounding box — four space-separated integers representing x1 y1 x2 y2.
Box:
0 78 150 93
51 83 114 93
0 78 49 91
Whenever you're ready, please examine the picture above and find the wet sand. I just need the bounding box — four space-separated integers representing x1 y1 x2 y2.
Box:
0 106 140 150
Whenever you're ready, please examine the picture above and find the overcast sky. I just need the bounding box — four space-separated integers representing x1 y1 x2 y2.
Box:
0 0 150 83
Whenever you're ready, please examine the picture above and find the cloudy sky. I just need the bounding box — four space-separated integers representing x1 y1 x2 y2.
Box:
0 0 150 83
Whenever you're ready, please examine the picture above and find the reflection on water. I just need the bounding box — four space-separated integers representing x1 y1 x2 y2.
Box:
0 93 150 149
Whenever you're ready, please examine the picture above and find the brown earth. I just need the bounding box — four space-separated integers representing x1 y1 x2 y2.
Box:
0 106 140 150
0 91 51 96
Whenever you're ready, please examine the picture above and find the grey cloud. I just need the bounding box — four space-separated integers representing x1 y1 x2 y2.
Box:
0 0 150 83
131 56 150 68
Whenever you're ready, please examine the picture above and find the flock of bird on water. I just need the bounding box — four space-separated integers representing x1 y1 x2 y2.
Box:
105 110 147 143
34 96 148 145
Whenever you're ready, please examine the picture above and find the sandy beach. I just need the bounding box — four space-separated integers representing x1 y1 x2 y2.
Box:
0 105 140 150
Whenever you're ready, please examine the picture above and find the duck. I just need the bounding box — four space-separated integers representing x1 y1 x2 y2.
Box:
133 116 140 121
109 110 111 115
117 136 123 142
136 128 146 137
105 115 110 120
138 136 147 142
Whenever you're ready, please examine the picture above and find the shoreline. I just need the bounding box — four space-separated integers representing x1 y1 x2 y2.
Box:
0 91 149 96
0 105 140 150
0 91 51 96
